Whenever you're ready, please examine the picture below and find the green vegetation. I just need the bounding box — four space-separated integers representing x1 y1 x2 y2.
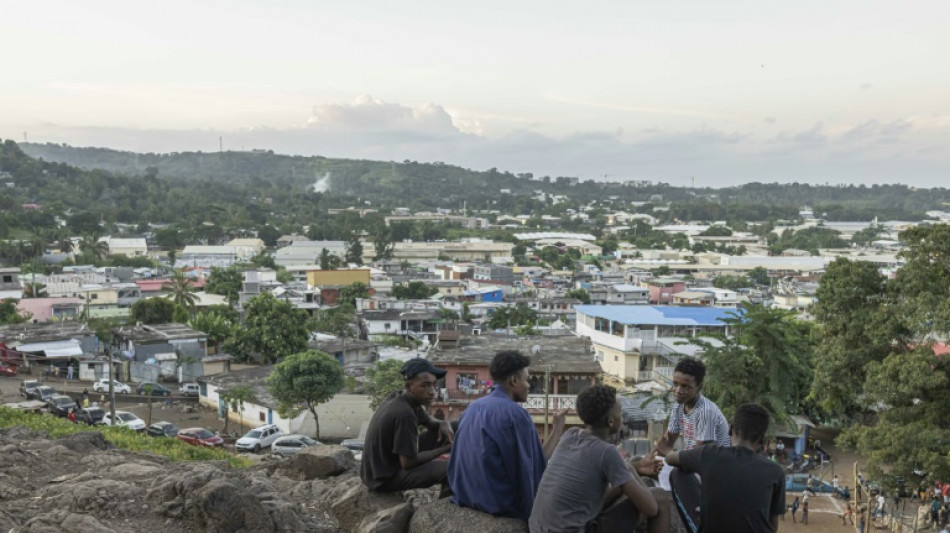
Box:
392 281 438 300
0 406 250 468
487 302 539 330
267 350 344 439
365 359 407 410
227 292 310 363
0 298 27 324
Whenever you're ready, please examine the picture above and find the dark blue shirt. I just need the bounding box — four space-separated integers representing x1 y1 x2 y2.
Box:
448 387 547 520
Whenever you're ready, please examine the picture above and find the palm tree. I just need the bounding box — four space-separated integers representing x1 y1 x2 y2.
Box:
79 234 109 261
166 269 198 311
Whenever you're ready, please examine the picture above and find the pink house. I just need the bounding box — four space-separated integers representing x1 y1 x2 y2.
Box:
16 297 84 323
643 277 686 304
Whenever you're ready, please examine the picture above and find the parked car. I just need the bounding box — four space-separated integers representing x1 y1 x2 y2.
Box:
93 379 131 394
75 406 106 425
146 421 180 438
235 424 283 453
786 473 850 499
176 428 224 448
137 382 171 396
19 379 42 398
341 438 364 461
178 383 199 396
271 434 321 457
46 394 79 417
0 362 17 377
103 411 147 431
29 385 58 402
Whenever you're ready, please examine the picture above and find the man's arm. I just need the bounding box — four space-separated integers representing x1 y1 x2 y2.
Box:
654 430 679 456
541 409 568 460
664 447 702 472
399 443 452 470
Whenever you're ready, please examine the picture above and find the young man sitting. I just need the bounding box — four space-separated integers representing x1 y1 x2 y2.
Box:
530 385 660 533
665 403 786 533
360 358 454 493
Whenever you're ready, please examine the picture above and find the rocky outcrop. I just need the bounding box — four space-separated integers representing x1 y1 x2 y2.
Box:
408 498 528 533
0 426 684 533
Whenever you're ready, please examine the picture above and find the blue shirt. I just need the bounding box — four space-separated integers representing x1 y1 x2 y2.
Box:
448 387 547 520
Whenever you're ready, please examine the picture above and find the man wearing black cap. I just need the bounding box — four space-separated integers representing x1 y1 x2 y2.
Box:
360 357 455 493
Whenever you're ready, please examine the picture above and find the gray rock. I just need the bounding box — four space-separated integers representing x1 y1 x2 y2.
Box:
408 498 528 533
191 478 274 533
325 476 407 533
278 444 355 480
56 430 114 453
357 502 413 533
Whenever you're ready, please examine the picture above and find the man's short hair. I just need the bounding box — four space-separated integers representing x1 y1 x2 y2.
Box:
576 385 618 428
732 403 770 445
490 351 531 382
674 356 706 386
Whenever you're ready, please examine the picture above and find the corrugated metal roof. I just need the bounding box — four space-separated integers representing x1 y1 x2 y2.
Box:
575 305 739 326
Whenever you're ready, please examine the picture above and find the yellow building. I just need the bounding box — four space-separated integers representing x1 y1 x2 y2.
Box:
306 269 371 288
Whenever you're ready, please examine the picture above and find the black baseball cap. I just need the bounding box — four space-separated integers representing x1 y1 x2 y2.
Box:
400 358 447 380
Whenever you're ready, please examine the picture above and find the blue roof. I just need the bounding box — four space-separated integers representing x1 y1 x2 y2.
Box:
574 305 739 326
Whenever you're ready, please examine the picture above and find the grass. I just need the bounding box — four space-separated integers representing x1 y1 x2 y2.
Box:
0 406 251 468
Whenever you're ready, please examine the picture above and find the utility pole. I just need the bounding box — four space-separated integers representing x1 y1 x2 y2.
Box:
543 364 552 440
107 341 116 422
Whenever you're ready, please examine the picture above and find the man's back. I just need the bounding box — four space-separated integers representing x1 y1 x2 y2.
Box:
448 387 546 520
679 445 785 532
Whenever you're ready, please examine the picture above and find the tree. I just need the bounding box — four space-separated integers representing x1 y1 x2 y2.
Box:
205 267 243 304
365 358 406 410
318 248 341 270
248 252 277 270
220 385 255 436
344 231 364 265
810 258 898 417
487 303 540 330
310 305 358 337
166 269 197 311
696 304 814 424
0 299 27 324
699 225 733 237
78 234 109 261
372 224 395 261
226 292 309 363
392 281 438 300
131 298 176 324
338 282 370 307
565 288 591 304
190 309 236 355
267 350 344 439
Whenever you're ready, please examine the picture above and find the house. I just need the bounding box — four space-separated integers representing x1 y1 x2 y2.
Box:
574 305 735 386
111 323 207 383
310 338 379 377
427 333 600 430
238 269 281 308
361 309 447 343
461 286 504 303
176 246 242 268
275 234 310 248
98 237 147 257
0 322 99 373
226 238 266 258
473 264 514 286
275 240 347 267
671 291 715 307
642 277 686 304
0 267 23 299
16 297 84 323
691 287 740 308
508 297 582 319
306 269 371 288
200 366 373 439
588 283 650 305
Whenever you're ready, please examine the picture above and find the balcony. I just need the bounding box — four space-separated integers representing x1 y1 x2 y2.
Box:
521 394 576 411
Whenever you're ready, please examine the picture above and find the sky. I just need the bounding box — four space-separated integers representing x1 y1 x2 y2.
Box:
2 1 948 187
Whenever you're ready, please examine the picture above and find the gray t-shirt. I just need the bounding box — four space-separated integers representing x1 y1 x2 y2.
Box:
529 428 634 532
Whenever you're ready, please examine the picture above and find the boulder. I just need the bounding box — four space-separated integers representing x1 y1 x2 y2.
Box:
325 476 408 533
357 502 414 533
278 444 355 480
191 478 274 533
408 499 527 533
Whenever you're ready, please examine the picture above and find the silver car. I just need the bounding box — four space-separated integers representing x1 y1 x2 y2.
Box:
235 424 282 453
271 434 320 457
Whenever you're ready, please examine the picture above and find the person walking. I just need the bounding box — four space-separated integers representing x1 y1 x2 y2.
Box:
802 498 809 524
790 496 799 523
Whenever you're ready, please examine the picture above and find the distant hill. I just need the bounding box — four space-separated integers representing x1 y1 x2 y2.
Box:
17 142 950 221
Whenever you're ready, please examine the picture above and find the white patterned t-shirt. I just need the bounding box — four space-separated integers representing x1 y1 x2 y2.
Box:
667 394 730 450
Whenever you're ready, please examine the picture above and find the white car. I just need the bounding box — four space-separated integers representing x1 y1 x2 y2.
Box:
92 379 131 394
102 411 146 431
271 434 321 457
235 424 283 453
178 383 199 396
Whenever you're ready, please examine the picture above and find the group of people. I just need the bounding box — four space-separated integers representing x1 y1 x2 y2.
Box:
361 353 786 532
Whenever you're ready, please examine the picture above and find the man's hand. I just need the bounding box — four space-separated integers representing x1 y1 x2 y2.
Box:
552 408 568 429
631 451 664 477
437 420 454 445
654 434 674 456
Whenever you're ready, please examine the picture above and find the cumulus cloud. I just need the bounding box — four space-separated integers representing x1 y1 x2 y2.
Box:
16 98 950 188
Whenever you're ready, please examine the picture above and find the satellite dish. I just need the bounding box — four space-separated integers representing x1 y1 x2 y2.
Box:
531 345 541 355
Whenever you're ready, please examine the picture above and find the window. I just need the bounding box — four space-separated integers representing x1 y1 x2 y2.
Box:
614 355 619 361
259 412 265 422
1 275 11 283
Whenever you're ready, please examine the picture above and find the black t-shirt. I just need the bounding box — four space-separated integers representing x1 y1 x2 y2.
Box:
360 392 431 489
679 445 786 533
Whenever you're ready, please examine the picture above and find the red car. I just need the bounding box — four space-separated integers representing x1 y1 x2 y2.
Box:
0 362 17 377
176 427 224 448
